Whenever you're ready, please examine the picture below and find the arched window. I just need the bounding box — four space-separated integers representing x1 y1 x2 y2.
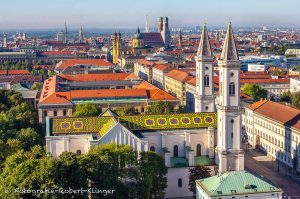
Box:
196 144 202 156
174 145 178 157
76 150 82 155
150 146 155 152
229 83 235 96
178 178 182 187
204 75 209 87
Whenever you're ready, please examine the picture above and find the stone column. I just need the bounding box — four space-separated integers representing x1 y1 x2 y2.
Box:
165 152 171 167
161 133 166 148
188 151 195 166
208 127 215 158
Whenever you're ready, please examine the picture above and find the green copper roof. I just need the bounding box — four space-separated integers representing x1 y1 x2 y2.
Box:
194 156 215 166
51 112 216 135
171 157 189 167
196 170 281 196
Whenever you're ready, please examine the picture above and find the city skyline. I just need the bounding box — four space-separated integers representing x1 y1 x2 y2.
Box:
0 0 299 29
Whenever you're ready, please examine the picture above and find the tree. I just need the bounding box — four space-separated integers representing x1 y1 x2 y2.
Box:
137 151 168 199
52 152 87 199
0 146 55 199
291 92 300 109
73 103 100 117
81 143 137 199
16 128 41 151
188 166 211 196
116 106 139 116
280 91 292 103
176 105 186 114
280 91 300 109
31 82 43 91
242 83 268 102
147 101 174 114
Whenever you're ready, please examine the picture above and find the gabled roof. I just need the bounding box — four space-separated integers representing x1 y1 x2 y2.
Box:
197 23 213 57
220 22 239 61
165 69 193 83
100 108 118 117
196 170 281 197
50 112 217 135
153 64 171 72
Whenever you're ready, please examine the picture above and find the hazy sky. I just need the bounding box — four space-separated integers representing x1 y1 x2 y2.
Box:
0 0 299 29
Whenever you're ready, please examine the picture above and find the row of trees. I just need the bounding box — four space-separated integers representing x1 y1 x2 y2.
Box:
0 143 168 199
280 91 300 109
242 83 268 102
73 101 186 117
0 90 42 166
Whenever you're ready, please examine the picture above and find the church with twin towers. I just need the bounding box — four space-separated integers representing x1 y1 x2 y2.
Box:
195 22 244 172
195 22 281 198
45 21 282 198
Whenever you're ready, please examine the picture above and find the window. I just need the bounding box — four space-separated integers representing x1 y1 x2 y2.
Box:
178 178 182 187
204 75 209 87
150 146 155 152
76 150 82 155
53 110 57 116
197 144 202 156
63 109 67 116
229 83 235 96
174 145 178 157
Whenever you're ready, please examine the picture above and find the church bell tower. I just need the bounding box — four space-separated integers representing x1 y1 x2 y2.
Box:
195 23 215 113
216 22 244 172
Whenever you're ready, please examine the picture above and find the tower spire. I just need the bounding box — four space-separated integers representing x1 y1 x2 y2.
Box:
178 29 182 48
64 21 67 44
220 22 238 61
145 15 149 33
197 22 213 57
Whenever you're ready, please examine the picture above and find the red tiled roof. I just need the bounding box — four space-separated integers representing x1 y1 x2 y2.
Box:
137 59 156 67
58 73 139 82
165 69 193 83
240 78 290 84
0 70 30 75
56 59 113 70
70 89 148 99
248 100 300 130
39 74 177 105
153 64 171 72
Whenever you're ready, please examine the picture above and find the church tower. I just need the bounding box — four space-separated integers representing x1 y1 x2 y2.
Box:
178 29 182 49
112 32 122 65
216 22 244 173
161 17 170 47
195 23 215 113
3 32 7 48
79 26 84 43
132 27 144 49
64 21 68 44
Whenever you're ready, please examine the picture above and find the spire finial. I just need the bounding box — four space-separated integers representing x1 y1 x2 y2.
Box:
197 22 213 57
220 21 239 61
